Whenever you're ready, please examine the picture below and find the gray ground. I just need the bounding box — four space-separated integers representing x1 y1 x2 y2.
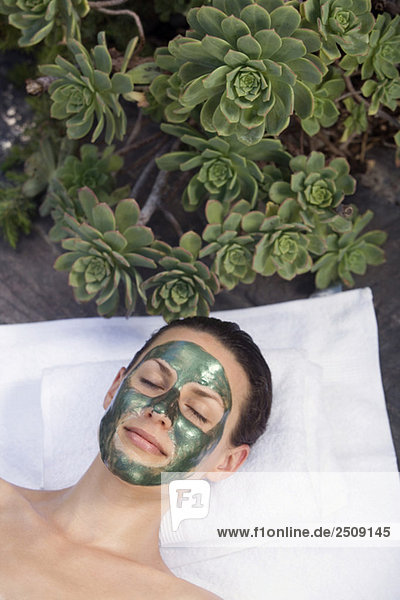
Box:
1 56 399 468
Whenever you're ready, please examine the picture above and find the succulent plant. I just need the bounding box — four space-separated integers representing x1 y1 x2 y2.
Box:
339 13 400 79
55 143 129 204
0 0 89 46
157 122 289 210
269 151 356 233
340 97 368 142
200 199 257 289
301 0 375 63
156 0 326 144
299 68 345 136
311 208 387 288
40 32 137 144
362 13 400 80
251 198 313 280
54 187 161 316
143 233 219 322
361 77 400 115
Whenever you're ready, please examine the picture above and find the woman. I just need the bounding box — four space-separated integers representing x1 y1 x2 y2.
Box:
0 317 272 599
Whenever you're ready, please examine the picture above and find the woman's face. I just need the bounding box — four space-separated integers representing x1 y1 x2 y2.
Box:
99 328 248 486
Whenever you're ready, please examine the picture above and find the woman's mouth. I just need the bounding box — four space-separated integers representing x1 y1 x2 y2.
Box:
123 426 167 457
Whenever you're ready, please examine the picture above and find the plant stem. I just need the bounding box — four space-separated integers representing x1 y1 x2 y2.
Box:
116 131 165 156
316 131 350 158
159 207 183 237
88 0 127 6
92 6 145 54
137 140 180 225
121 110 143 150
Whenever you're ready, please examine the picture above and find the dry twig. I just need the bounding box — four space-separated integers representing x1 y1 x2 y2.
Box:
122 110 143 150
88 0 127 6
137 139 180 225
117 131 165 156
91 6 145 54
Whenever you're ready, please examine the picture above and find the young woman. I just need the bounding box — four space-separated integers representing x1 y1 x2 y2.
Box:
0 317 272 599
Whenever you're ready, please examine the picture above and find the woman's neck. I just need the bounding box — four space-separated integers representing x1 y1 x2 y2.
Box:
36 454 168 570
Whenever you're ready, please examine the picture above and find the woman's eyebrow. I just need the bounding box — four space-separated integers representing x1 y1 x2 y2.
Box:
190 386 224 409
153 358 176 379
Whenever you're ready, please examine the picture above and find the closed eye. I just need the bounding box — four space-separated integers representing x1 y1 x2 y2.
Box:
139 377 163 390
186 405 208 424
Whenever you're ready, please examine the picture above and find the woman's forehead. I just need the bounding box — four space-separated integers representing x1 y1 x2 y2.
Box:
139 341 232 407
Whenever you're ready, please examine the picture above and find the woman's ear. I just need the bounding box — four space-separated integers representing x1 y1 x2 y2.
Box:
207 444 250 482
103 367 127 410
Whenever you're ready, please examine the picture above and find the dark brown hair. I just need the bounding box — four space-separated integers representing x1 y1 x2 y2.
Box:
126 316 272 448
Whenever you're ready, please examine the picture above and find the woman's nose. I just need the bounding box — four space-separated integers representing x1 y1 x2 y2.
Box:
143 406 172 429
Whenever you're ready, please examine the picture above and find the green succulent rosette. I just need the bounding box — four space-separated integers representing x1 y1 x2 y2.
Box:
40 32 137 144
143 233 219 322
200 199 257 290
156 122 289 210
253 223 313 281
361 13 400 80
55 143 129 204
269 151 356 233
156 0 326 144
361 77 400 116
341 13 400 79
0 0 89 46
301 0 375 64
311 208 387 288
54 187 161 316
299 68 345 136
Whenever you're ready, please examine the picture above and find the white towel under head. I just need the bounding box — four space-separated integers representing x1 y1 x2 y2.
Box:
0 287 399 599
39 349 328 489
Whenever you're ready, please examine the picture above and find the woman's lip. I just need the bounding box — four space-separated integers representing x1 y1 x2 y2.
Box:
123 426 167 456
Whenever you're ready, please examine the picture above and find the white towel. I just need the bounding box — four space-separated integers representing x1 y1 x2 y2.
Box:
38 350 331 489
0 287 398 599
0 288 396 488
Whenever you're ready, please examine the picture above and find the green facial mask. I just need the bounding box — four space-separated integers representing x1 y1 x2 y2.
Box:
99 341 232 486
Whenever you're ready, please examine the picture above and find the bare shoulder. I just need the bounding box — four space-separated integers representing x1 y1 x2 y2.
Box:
0 476 63 504
172 576 222 600
0 476 18 504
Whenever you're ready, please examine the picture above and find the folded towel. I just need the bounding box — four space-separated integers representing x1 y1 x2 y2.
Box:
0 288 398 600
